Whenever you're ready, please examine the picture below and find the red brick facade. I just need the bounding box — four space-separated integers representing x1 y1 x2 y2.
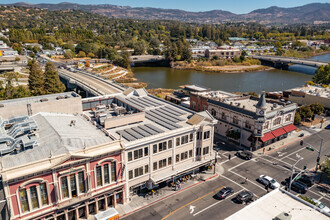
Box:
190 93 209 112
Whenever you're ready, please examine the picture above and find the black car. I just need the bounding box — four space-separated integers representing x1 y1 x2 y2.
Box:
236 150 253 160
294 174 314 187
216 187 234 199
289 181 308 194
236 190 253 203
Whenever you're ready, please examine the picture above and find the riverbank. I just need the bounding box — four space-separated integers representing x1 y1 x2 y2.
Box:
171 59 272 73
283 49 330 59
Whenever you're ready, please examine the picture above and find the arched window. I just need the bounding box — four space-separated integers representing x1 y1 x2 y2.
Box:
273 117 281 126
95 162 117 188
286 114 291 122
19 181 49 213
211 109 216 117
264 121 269 129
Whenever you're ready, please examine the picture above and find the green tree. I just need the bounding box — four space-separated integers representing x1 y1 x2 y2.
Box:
181 44 192 61
87 52 95 58
77 51 86 58
275 48 285 56
309 103 324 115
12 43 22 54
44 62 66 94
313 64 330 85
240 50 247 61
294 112 301 125
28 60 45 96
297 105 313 120
64 50 75 59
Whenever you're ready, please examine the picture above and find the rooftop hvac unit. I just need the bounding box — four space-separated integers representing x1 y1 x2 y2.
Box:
274 212 292 220
114 106 126 116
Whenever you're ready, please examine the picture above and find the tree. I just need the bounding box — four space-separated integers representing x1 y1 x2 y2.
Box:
240 50 247 61
87 52 95 58
313 64 330 85
294 112 301 125
12 43 22 54
309 103 324 115
275 48 285 56
77 51 86 58
64 50 75 59
181 44 192 61
28 60 45 96
297 105 313 120
44 62 65 94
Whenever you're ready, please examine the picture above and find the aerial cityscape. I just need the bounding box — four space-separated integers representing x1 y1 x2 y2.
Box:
0 1 329 220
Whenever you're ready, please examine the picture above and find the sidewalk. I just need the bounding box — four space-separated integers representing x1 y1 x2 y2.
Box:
116 168 220 218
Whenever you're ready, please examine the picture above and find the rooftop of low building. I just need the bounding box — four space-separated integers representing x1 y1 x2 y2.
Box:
291 85 330 98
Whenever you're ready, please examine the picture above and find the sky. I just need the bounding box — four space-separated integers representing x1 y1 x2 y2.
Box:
0 0 328 14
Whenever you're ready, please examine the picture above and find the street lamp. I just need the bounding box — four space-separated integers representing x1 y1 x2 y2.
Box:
288 154 304 192
302 135 324 171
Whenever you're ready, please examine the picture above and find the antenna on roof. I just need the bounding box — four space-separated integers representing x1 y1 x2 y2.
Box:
83 142 87 153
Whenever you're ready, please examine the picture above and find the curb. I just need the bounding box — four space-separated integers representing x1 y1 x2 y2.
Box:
263 134 312 156
120 174 218 218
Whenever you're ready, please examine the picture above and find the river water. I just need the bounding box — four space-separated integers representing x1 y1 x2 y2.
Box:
133 54 330 93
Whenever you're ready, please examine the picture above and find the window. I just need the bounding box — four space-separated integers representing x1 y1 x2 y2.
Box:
286 114 291 122
78 171 85 193
211 109 216 117
264 121 269 129
111 163 117 182
144 147 149 156
222 112 226 120
153 144 157 154
203 131 210 140
145 165 149 173
70 174 77 198
96 166 102 187
197 132 202 140
189 150 193 158
20 189 29 212
203 147 209 155
104 164 110 184
128 152 132 162
30 186 39 209
245 121 252 129
134 148 143 160
159 159 167 169
159 141 167 152
233 116 239 125
189 134 193 142
181 152 188 161
176 138 180 146
134 167 143 178
61 176 69 199
168 157 172 165
40 183 48 206
168 140 173 149
129 170 133 180
176 154 180 163
153 162 158 171
273 117 281 126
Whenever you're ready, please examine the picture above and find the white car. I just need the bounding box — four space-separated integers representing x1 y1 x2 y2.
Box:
258 175 281 189
312 199 330 213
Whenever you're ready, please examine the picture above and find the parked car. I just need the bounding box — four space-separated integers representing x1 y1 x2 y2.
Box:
258 175 280 189
289 181 308 194
312 198 330 213
236 190 253 203
216 187 234 199
299 133 305 137
325 124 330 130
236 150 253 160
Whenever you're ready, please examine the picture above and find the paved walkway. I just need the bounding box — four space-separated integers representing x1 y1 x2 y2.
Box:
116 167 221 218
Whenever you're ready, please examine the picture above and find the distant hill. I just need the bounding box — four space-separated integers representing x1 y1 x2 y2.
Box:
8 2 330 24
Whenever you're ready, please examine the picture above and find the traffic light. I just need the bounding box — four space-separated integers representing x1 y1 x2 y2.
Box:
306 147 314 151
317 157 320 163
300 140 304 146
303 165 307 170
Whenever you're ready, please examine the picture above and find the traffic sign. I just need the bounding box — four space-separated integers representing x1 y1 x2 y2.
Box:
306 147 314 151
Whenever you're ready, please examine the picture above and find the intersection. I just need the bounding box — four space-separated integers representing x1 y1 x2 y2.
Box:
123 128 330 220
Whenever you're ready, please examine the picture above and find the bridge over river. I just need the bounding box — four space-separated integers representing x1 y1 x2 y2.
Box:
251 55 329 68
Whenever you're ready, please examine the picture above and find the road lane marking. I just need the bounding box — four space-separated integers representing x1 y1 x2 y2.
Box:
161 186 224 220
193 189 244 216
281 146 305 160
229 171 267 192
263 155 303 171
308 189 330 202
220 175 249 192
258 157 293 172
228 160 252 171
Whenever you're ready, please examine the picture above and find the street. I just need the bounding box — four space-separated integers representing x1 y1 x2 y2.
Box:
123 129 330 220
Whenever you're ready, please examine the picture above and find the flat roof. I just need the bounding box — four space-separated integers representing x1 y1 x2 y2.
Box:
0 112 112 169
0 92 80 106
291 85 330 98
226 189 329 220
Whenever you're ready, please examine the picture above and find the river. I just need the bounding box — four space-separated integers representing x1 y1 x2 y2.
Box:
133 53 330 93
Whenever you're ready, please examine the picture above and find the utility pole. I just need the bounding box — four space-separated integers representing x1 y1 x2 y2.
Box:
213 150 219 175
289 155 303 192
304 137 323 172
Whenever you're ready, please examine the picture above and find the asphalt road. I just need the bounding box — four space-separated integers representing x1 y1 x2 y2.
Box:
123 128 330 220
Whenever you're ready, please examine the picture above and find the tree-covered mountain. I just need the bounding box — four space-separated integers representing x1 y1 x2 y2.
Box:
8 2 330 24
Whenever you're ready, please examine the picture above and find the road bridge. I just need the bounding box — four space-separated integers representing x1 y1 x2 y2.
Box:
130 55 167 67
58 68 126 97
251 55 329 68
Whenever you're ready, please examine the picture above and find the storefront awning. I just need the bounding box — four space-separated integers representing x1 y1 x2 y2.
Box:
271 127 286 137
283 124 297 133
260 132 275 142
